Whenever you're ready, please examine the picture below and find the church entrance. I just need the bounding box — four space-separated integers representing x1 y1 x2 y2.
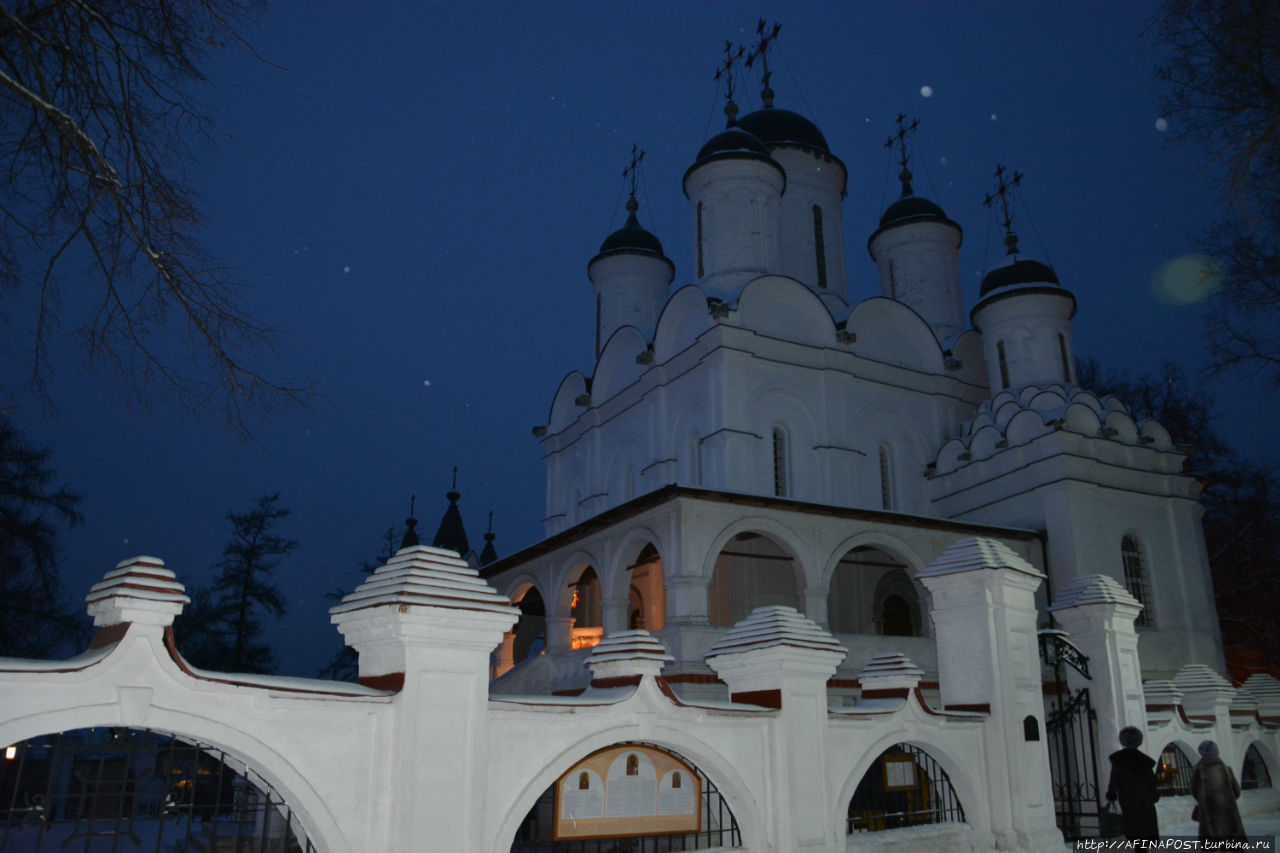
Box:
0 727 316 852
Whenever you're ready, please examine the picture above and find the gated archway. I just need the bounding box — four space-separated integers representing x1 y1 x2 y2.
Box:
845 743 965 835
508 742 740 852
0 727 317 852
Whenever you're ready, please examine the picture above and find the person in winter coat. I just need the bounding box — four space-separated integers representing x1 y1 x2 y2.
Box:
1191 740 1246 841
1105 726 1159 840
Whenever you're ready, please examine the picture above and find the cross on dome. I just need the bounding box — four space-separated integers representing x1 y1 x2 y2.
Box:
746 20 782 108
885 113 920 198
713 40 746 125
984 164 1024 256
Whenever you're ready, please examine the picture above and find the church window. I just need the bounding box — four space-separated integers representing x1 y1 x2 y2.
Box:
812 204 827 288
696 201 705 277
772 427 789 497
997 340 1010 389
690 433 702 486
1121 535 1153 627
595 293 602 357
626 754 639 776
1058 333 1072 382
879 445 895 511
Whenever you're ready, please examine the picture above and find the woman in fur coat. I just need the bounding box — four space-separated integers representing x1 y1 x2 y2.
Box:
1191 740 1246 840
1105 726 1159 840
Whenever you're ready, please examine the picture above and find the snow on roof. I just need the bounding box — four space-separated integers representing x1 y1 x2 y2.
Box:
705 606 846 659
1173 663 1234 693
85 556 190 608
585 630 673 667
1049 573 1141 611
856 652 924 681
916 536 1044 579
330 544 516 617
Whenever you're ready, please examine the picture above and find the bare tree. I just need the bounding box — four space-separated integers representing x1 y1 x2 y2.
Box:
0 1 309 435
1153 0 1280 384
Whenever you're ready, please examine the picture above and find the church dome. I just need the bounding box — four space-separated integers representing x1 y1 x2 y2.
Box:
879 194 947 226
696 126 771 162
598 200 664 256
734 107 829 153
979 258 1060 296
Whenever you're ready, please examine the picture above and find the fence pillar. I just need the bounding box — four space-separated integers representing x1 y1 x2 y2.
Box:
918 536 1062 851
706 606 846 853
331 545 518 853
1049 574 1147 775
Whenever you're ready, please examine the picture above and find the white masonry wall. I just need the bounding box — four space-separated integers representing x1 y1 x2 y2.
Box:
2 543 1277 853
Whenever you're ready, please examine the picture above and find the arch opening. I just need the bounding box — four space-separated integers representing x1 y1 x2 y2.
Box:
1156 743 1194 797
510 742 740 851
570 566 603 649
513 587 548 663
827 548 921 636
708 532 800 627
1243 744 1273 790
846 743 965 834
627 543 665 632
0 727 317 851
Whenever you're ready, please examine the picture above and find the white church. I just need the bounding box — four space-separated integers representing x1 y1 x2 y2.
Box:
1 27 1276 853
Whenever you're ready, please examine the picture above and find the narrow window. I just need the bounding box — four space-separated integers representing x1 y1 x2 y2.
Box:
690 433 702 486
595 293 602 357
879 445 894 511
1121 535 1153 627
772 427 788 497
812 204 827 288
1058 333 1072 383
696 201 705 278
997 340 1010 389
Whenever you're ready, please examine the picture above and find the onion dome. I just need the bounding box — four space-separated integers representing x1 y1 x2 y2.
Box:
597 197 664 256
695 126 771 163
979 258 1061 297
734 107 829 153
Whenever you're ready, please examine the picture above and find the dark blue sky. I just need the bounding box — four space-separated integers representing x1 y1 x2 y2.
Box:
8 2 1271 677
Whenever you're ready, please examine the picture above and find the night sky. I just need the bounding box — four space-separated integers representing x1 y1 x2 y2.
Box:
7 2 1272 677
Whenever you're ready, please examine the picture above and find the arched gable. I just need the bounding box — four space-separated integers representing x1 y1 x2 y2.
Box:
820 531 928 590
548 371 588 434
699 516 813 590
733 274 837 347
603 527 668 593
593 325 650 402
551 549 605 613
846 297 945 372
669 403 707 486
653 285 715 364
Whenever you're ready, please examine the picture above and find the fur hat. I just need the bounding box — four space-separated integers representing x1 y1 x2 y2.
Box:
1119 726 1144 748
1198 740 1219 758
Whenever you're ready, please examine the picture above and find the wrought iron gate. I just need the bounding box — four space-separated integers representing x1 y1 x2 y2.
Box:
1 727 317 852
1040 629 1102 840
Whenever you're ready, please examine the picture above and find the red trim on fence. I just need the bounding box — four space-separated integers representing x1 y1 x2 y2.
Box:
730 689 782 709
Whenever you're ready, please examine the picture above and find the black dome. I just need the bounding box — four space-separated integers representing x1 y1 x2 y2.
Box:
879 194 947 226
696 127 771 162
734 107 829 153
979 259 1060 296
598 208 664 256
